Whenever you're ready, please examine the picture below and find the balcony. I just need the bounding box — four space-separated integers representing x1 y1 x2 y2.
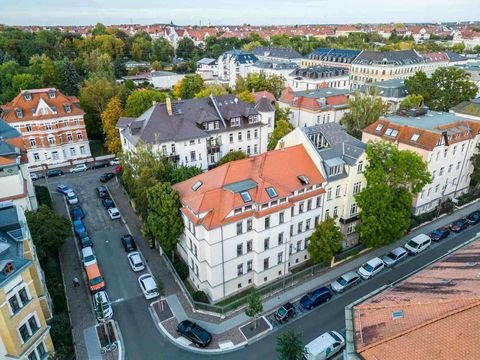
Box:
339 214 359 224
207 144 221 154
167 154 180 163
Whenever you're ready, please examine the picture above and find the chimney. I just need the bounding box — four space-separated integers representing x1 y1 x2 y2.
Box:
279 141 285 151
166 97 172 116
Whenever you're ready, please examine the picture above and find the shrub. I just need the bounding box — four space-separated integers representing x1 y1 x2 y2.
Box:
34 185 52 208
173 258 189 280
410 199 454 228
192 291 209 303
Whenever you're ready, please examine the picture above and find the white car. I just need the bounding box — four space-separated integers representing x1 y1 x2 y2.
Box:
70 164 87 173
109 157 120 166
305 330 345 360
138 274 159 300
128 251 145 272
30 173 40 181
108 207 120 220
66 190 79 205
93 291 113 321
81 246 97 267
358 257 385 280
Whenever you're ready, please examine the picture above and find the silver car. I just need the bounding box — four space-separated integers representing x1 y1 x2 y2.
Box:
382 247 408 267
330 271 361 293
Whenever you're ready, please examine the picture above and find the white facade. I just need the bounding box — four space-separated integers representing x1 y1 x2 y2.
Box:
218 51 258 88
0 161 38 211
151 72 187 90
287 73 350 91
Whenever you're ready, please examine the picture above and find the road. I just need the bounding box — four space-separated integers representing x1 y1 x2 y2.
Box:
38 168 480 360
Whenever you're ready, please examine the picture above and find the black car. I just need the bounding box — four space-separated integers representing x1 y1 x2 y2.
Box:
466 210 480 225
428 226 450 241
121 234 137 252
274 302 296 323
102 198 115 209
177 320 212 348
46 169 64 177
78 232 93 248
96 186 108 198
100 172 115 183
449 218 469 233
89 161 110 170
70 205 85 220
299 286 332 310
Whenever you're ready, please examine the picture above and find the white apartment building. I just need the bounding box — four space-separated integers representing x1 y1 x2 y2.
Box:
280 123 366 247
303 48 362 70
173 145 326 302
0 120 38 211
118 95 275 170
286 66 350 91
218 50 258 88
0 88 91 167
251 46 303 64
248 61 298 82
196 58 219 77
363 109 479 215
279 87 351 128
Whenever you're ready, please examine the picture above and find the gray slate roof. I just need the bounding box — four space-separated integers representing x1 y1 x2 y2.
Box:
252 46 302 60
306 48 362 63
255 96 275 113
253 61 299 70
353 50 424 66
0 119 21 157
289 66 349 79
367 79 409 99
220 50 258 64
197 58 218 65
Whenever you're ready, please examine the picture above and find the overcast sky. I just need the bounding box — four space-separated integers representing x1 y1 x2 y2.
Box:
2 0 479 26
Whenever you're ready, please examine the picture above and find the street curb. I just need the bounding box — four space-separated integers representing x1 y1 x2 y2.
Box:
239 315 273 343
113 320 125 360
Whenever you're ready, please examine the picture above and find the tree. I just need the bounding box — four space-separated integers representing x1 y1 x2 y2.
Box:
92 23 107 36
340 89 387 139
25 205 70 261
217 151 247 165
173 74 205 99
167 165 203 184
56 59 82 95
399 94 424 110
470 143 480 188
143 183 184 258
131 36 152 61
176 37 197 60
308 217 344 264
237 89 254 103
101 97 123 154
124 90 168 117
238 73 285 99
11 73 41 93
194 83 229 98
151 38 175 63
242 41 262 52
82 49 114 80
245 291 263 329
356 141 431 248
268 119 292 150
276 330 308 360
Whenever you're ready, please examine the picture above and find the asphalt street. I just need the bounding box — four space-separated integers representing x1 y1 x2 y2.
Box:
38 168 480 360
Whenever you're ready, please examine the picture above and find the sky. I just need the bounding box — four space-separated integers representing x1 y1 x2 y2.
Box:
1 0 479 26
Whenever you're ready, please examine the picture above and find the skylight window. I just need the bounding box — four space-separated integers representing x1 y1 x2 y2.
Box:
240 191 252 203
375 123 384 132
391 129 399 137
411 133 420 142
192 181 203 191
298 175 310 185
384 128 393 136
266 187 278 198
392 310 404 320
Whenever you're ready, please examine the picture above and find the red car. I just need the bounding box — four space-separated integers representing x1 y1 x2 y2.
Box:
114 165 123 174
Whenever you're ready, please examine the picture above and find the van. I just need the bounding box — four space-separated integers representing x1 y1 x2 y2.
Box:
404 234 431 255
305 331 345 360
85 263 105 293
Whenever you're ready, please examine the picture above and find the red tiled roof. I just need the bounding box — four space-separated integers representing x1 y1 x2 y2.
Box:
252 91 276 103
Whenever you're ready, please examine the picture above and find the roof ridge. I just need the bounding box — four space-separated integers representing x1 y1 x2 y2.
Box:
358 298 480 353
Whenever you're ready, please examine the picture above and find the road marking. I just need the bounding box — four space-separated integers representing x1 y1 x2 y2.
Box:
111 298 125 304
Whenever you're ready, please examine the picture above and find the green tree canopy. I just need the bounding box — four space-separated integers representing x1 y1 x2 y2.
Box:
124 90 168 117
173 74 205 99
236 73 285 99
11 73 42 93
144 183 184 258
308 217 344 264
268 119 292 150
101 96 123 154
245 291 263 329
470 143 480 188
194 83 229 98
399 94 424 110
56 59 82 96
340 89 387 139
356 141 432 248
276 330 308 360
151 38 175 63
217 151 248 165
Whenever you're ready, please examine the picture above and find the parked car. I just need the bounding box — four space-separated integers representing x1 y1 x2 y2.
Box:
46 169 63 177
100 172 115 183
89 161 109 169
78 232 93 248
121 234 137 252
66 190 79 205
93 291 113 321
85 263 105 293
138 274 159 300
274 302 296 323
358 257 385 280
96 186 108 198
304 331 345 360
108 207 121 220
102 198 115 209
466 210 480 225
127 252 145 272
81 246 97 267
382 247 408 267
299 287 332 310
69 164 87 173
330 271 361 293
449 218 469 233
177 320 212 348
30 173 41 181
73 219 86 235
114 165 123 174
428 226 450 241
109 157 120 166
405 234 431 255
56 184 72 195
70 205 85 220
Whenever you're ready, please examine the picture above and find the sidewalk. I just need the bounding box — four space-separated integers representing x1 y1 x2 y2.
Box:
108 179 480 351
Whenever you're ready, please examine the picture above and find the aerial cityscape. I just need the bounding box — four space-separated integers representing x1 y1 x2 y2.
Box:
1 1 480 359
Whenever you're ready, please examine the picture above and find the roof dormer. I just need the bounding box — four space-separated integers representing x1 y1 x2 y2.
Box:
24 93 32 101
48 90 56 99
15 108 23 119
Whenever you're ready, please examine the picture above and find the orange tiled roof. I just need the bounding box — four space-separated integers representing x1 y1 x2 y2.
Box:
173 145 325 229
353 239 480 360
1 88 84 123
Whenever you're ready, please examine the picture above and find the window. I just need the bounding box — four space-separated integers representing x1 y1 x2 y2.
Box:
304 237 310 249
462 143 466 152
36 343 47 359
237 244 243 256
171 144 176 153
237 264 244 276
314 215 320 226
19 324 30 343
16 108 23 118
357 161 363 173
457 161 461 170
247 219 252 231
289 244 293 255
64 119 69 127
279 212 284 224
33 153 40 162
80 146 86 154
448 164 453 173
238 132 242 142
351 203 358 215
333 206 338 217
28 352 37 360
444 149 448 158
9 295 21 314
266 187 278 198
353 182 361 194
264 238 270 250
298 221 303 233
306 219 311 231
278 232 284 245
70 147 76 156
29 138 36 148
190 151 196 162
67 134 73 142
247 130 251 140
297 240 302 252
335 185 341 198
264 258 269 270
26 124 32 132
327 188 332 200
247 260 253 272
195 264 199 276
254 129 258 139
299 202 304 213
290 225 294 236
435 184 440 193
439 167 444 176
77 132 83 140
316 196 321 208
254 144 258 154
307 199 312 211
45 123 52 130
278 252 283 264
325 209 330 218
246 145 251 155
229 133 233 143
432 170 436 180
265 216 270 229
247 240 252 253
52 151 59 160
240 191 252 203
231 118 241 127
18 315 39 343
236 222 243 235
